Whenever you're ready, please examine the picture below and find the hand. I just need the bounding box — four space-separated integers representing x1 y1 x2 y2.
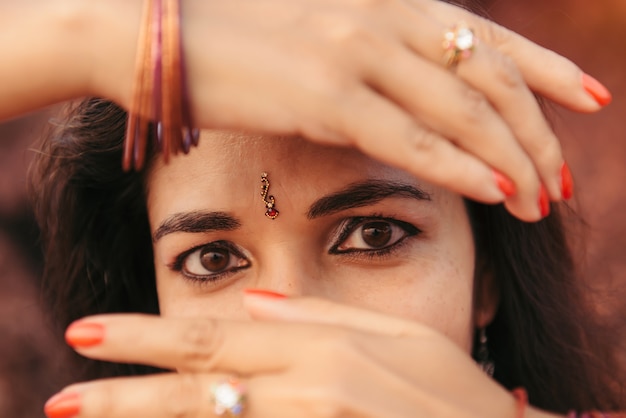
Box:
46 297 559 418
2 0 609 221
169 0 601 222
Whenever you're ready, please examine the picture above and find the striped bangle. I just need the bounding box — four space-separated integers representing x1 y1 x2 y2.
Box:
124 0 198 171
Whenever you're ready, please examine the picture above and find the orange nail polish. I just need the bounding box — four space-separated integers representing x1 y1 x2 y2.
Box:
44 392 81 418
582 73 612 106
539 185 550 218
560 162 574 200
492 170 516 197
244 289 287 299
65 322 105 348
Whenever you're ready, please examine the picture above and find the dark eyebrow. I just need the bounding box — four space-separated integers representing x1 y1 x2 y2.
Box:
153 211 241 242
307 180 432 219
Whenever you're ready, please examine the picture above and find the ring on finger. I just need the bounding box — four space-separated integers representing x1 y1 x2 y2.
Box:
443 22 478 68
211 377 247 417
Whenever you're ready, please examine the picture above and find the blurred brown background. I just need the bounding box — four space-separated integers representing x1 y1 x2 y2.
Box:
0 1 624 416
486 0 626 369
0 107 72 417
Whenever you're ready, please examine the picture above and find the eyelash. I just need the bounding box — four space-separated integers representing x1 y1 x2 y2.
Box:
169 240 249 283
329 215 421 259
169 216 421 284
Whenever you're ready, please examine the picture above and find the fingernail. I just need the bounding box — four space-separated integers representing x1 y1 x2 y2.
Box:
244 289 288 299
582 73 612 106
44 392 81 418
560 162 574 200
65 321 105 348
492 170 516 197
538 185 550 218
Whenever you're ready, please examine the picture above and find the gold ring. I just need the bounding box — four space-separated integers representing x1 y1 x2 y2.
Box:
211 377 247 417
443 23 477 68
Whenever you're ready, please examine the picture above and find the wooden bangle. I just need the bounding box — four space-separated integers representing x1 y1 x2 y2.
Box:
124 0 155 171
123 0 197 170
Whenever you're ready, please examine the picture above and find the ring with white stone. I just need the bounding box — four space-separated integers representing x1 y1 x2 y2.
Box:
442 23 477 68
210 377 247 417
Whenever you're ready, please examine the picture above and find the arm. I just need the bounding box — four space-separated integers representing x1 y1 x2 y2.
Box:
4 0 611 221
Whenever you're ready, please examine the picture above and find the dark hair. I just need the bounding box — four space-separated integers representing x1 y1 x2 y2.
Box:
32 97 624 412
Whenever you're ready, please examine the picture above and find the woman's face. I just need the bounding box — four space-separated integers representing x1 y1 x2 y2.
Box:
146 132 496 353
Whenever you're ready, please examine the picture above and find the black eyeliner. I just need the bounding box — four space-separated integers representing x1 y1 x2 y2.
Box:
328 216 421 255
169 240 250 282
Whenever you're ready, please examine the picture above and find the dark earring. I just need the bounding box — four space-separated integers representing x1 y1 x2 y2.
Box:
477 328 495 377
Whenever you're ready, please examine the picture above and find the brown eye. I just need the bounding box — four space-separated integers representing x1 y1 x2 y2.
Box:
361 221 392 248
334 217 418 254
180 241 250 279
200 247 230 272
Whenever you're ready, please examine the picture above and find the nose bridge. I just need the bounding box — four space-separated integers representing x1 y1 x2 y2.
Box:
255 239 319 296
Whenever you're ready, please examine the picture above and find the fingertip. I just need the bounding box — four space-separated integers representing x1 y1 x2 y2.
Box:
242 289 293 320
492 170 516 197
243 289 288 299
65 321 105 349
582 73 612 107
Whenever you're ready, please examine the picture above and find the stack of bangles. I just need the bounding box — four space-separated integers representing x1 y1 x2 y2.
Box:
513 388 625 418
124 0 199 171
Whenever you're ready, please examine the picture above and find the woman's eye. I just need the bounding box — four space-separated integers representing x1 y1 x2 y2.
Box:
177 241 250 279
333 218 419 253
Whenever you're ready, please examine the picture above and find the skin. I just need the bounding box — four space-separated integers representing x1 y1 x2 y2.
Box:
48 133 566 417
2 0 609 221
46 132 564 418
146 131 497 351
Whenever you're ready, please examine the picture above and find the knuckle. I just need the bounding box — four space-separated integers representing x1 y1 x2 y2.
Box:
408 124 439 155
479 19 513 48
459 88 491 126
180 318 225 369
162 374 203 418
352 0 397 11
514 159 539 192
310 393 351 418
308 339 365 417
492 54 523 90
307 375 353 417
317 14 383 57
532 137 562 170
90 384 117 416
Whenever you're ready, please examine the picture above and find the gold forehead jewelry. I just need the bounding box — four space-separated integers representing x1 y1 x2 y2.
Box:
260 172 279 219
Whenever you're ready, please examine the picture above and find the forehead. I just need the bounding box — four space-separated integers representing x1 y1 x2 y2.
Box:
152 131 412 179
146 131 432 212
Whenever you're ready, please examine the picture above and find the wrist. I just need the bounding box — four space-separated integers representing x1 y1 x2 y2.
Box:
0 0 96 118
75 0 143 107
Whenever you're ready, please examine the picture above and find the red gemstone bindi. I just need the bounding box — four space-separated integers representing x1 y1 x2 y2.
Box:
266 208 279 219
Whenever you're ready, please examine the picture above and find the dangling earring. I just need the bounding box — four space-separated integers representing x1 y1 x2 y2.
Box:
476 328 495 377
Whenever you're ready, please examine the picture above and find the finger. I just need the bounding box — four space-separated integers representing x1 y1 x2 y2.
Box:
66 314 330 373
359 45 542 220
46 373 255 418
455 45 563 200
419 0 609 111
244 294 431 338
391 5 564 200
318 85 510 206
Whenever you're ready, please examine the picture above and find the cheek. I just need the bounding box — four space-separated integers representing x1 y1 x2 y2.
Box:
155 268 250 320
342 248 475 353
